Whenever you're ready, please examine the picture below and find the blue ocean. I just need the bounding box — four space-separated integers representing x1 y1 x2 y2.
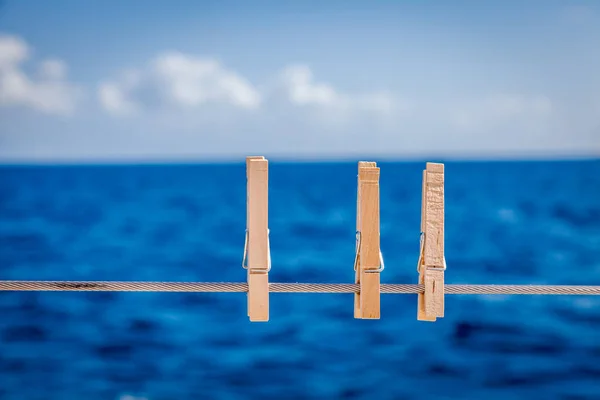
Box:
0 160 599 399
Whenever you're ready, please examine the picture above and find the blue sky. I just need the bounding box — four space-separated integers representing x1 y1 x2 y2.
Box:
0 0 599 162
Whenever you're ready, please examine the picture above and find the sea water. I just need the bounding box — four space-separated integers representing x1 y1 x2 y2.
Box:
0 160 599 399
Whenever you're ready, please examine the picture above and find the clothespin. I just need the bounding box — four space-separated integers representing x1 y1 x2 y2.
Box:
354 161 382 319
243 156 270 322
417 162 445 321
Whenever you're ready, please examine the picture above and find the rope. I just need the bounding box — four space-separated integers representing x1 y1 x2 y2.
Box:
0 281 599 295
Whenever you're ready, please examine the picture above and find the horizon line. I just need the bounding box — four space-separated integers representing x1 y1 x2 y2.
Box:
0 152 598 166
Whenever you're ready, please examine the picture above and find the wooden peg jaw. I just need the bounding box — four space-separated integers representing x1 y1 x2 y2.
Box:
246 156 270 322
354 161 381 319
417 162 445 322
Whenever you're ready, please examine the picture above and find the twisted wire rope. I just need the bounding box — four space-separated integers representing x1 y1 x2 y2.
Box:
0 281 599 295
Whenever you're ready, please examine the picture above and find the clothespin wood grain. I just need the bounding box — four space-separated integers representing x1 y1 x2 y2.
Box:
246 156 270 322
354 161 381 319
417 162 445 321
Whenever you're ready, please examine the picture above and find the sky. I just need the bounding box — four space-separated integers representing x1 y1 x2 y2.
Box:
0 0 599 162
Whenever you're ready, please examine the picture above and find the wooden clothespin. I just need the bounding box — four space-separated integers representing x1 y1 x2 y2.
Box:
244 156 270 322
354 161 382 319
417 162 445 321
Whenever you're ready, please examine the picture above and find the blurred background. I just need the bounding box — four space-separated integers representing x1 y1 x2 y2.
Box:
0 1 599 399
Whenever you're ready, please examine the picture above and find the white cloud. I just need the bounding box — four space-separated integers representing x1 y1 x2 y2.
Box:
277 64 398 115
98 52 261 115
154 53 261 109
98 70 142 116
280 65 337 106
38 59 68 80
0 34 80 115
0 35 28 68
98 82 138 116
98 55 401 124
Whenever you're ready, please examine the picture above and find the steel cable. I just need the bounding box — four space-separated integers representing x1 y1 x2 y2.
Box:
0 281 599 295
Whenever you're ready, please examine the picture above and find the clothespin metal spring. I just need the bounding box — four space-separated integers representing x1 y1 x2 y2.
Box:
417 232 446 273
353 231 385 274
242 229 272 274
